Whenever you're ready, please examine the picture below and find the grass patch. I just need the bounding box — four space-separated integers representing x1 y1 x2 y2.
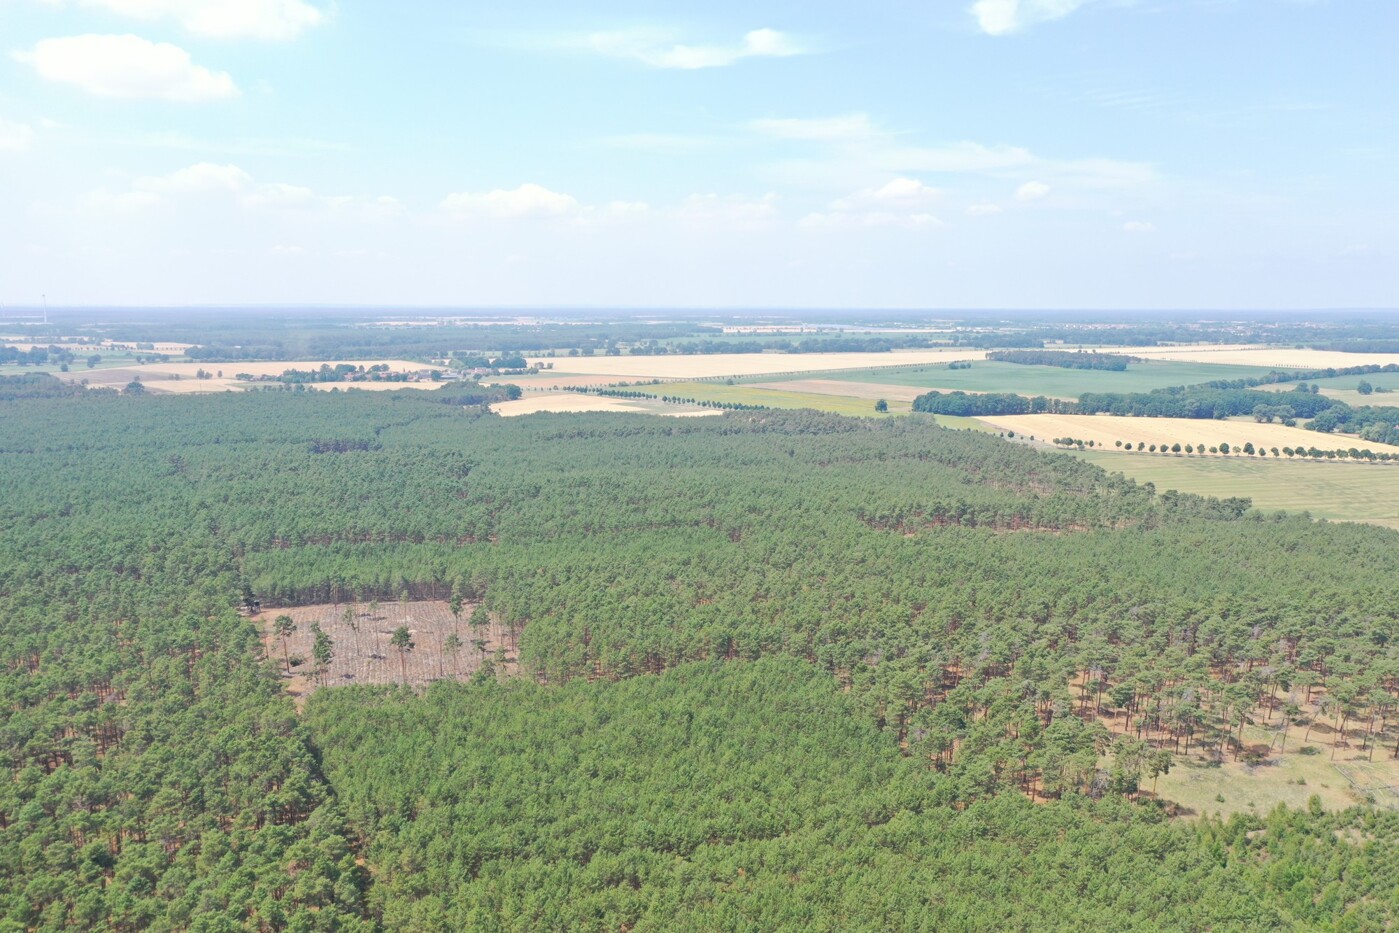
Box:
1068 449 1399 528
656 381 909 416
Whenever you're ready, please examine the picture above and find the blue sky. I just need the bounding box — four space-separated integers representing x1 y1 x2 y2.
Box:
1 0 1395 309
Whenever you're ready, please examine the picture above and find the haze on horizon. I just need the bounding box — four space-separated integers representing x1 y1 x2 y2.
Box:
1 0 1395 310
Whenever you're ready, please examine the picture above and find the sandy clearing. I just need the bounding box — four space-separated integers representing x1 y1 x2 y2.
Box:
749 379 928 402
977 413 1399 455
492 393 721 417
1114 345 1399 369
525 348 987 379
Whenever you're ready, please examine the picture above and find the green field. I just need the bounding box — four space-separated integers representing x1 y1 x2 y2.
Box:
1259 373 1399 406
1070 449 1399 529
754 359 1286 398
656 380 909 416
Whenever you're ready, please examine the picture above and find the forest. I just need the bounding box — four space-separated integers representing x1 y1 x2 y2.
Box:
6 385 1399 928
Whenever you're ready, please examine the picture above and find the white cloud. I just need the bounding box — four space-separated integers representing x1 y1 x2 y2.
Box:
676 192 779 227
592 133 719 153
13 35 239 101
749 113 879 142
1123 220 1155 233
832 177 940 211
1016 180 1051 201
966 203 1003 216
574 27 808 69
0 118 35 151
799 211 941 231
441 183 580 219
79 0 327 40
804 178 944 231
971 0 1095 36
94 162 402 215
136 161 252 193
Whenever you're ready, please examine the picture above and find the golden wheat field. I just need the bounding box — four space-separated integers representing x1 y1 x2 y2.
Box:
978 413 1399 455
524 348 987 379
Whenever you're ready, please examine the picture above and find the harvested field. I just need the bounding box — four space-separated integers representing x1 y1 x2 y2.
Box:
1121 345 1399 369
749 379 927 402
258 600 516 703
492 393 720 417
979 413 1399 456
488 372 648 389
523 348 987 379
54 359 439 394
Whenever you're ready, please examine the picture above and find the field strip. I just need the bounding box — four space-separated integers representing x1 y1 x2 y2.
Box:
1117 346 1399 369
978 413 1399 455
748 379 927 401
525 348 987 379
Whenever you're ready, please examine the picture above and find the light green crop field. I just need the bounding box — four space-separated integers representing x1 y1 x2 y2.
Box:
654 380 910 416
749 359 1285 398
1069 448 1399 529
1259 373 1399 406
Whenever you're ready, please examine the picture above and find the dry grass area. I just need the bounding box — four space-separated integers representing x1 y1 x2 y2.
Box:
492 393 720 417
748 379 927 401
979 413 1399 455
1120 345 1399 369
1153 724 1399 819
523 348 987 379
257 600 516 704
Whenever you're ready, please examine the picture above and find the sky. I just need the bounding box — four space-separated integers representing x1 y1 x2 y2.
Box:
0 0 1395 310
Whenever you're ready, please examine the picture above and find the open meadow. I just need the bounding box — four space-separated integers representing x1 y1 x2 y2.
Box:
650 380 910 415
1070 449 1399 528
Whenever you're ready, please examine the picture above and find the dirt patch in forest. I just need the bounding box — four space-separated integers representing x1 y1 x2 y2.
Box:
254 599 517 706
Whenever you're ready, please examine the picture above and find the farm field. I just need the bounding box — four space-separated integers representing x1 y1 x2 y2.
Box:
1123 345 1399 369
653 380 908 415
1258 372 1399 406
1070 449 1399 528
524 347 987 379
749 379 928 401
259 600 515 703
492 393 718 417
758 359 1284 398
49 358 435 394
979 413 1399 456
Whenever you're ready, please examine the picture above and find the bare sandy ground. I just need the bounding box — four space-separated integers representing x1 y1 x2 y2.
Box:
749 379 928 401
258 599 516 703
1116 345 1399 369
978 413 1399 454
524 348 987 379
492 393 722 417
